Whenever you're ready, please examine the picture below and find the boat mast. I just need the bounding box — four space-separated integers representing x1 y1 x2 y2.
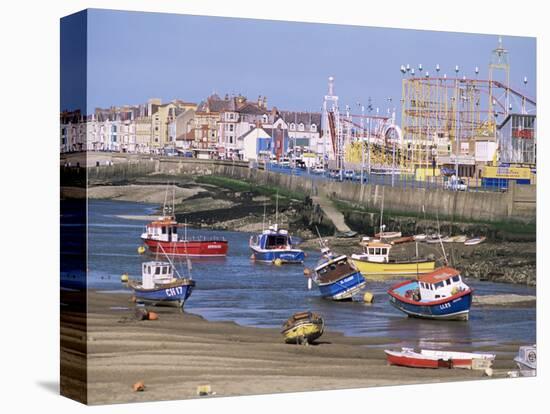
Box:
379 187 385 236
275 191 279 226
436 211 448 265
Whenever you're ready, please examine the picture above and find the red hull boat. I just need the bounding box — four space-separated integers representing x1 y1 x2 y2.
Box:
142 238 228 257
141 215 228 257
385 348 495 369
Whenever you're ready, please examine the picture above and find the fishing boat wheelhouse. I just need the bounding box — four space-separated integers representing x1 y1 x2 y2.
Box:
141 215 228 257
387 267 473 320
249 224 305 264
351 242 435 277
312 247 366 300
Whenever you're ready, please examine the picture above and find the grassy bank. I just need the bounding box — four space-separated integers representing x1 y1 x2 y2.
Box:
195 175 306 202
332 199 536 236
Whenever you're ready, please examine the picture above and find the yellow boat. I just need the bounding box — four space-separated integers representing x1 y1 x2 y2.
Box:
351 242 435 279
281 311 324 345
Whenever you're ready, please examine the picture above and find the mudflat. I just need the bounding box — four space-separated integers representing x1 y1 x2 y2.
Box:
62 291 523 405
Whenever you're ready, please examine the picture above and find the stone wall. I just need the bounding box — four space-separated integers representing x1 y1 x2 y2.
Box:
83 155 536 224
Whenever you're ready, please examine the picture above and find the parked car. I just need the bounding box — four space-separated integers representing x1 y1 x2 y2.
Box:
313 165 325 174
328 169 341 180
343 170 355 180
279 157 291 167
445 177 467 191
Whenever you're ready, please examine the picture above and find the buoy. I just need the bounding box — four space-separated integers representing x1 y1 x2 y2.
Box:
307 278 313 290
250 254 255 260
303 268 312 276
484 368 494 377
137 246 146 255
132 381 145 392
273 258 283 266
120 273 129 283
363 292 375 303
147 311 159 321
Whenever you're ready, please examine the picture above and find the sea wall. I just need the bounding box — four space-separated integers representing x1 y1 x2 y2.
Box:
80 153 535 224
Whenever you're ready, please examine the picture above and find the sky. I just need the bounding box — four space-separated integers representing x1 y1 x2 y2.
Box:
62 9 536 117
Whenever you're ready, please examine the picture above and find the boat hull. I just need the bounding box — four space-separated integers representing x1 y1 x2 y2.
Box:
251 247 305 263
142 238 228 257
388 280 472 321
385 350 449 369
316 270 366 301
129 280 195 307
351 258 435 278
282 322 324 344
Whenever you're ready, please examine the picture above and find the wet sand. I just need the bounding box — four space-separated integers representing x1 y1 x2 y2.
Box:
64 291 523 405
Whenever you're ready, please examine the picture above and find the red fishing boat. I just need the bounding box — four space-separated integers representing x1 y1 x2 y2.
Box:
141 215 228 256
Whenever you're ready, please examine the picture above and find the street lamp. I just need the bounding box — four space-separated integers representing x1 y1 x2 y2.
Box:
358 102 365 184
454 65 460 183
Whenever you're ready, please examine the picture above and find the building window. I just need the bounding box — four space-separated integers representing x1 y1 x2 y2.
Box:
311 124 317 132
298 123 305 131
290 123 295 130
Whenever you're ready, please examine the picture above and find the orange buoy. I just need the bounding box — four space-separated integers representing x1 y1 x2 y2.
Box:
147 311 159 321
303 268 312 277
132 381 145 392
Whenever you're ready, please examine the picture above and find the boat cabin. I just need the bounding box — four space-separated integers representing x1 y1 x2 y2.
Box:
417 267 468 301
315 255 358 284
143 216 179 243
141 261 175 289
361 242 392 263
253 224 292 250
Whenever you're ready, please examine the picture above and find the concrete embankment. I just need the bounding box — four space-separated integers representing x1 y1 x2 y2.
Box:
79 154 535 226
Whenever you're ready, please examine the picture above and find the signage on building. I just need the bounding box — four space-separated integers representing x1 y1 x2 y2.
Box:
512 128 534 139
483 166 531 180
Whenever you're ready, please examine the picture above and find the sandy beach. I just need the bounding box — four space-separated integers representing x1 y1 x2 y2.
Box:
59 290 523 405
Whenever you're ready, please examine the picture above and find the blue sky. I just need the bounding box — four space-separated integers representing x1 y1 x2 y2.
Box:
67 9 536 115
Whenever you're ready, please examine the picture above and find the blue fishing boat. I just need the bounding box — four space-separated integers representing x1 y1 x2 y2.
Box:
311 247 366 300
387 267 473 321
128 260 195 307
249 224 305 264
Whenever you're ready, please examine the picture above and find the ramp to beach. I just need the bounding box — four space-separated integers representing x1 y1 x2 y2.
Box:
311 195 352 233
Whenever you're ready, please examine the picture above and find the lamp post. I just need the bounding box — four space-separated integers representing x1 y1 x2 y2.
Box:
454 65 460 184
358 102 365 184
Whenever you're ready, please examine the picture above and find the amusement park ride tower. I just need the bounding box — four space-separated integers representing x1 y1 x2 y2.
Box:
400 36 536 178
321 76 341 167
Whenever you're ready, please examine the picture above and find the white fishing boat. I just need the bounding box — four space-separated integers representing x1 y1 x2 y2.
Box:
514 344 536 372
413 234 427 241
464 236 486 246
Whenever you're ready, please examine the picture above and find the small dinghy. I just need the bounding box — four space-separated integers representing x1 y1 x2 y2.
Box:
281 311 324 345
385 347 495 369
413 234 427 241
464 236 486 246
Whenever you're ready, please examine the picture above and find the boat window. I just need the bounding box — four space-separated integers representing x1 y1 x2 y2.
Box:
161 226 166 234
368 248 375 255
375 248 381 255
162 267 167 274
155 267 161 275
452 275 460 283
381 248 387 255
173 226 177 233
446 279 451 286
147 266 151 274
266 235 288 248
435 281 444 289
435 295 440 299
